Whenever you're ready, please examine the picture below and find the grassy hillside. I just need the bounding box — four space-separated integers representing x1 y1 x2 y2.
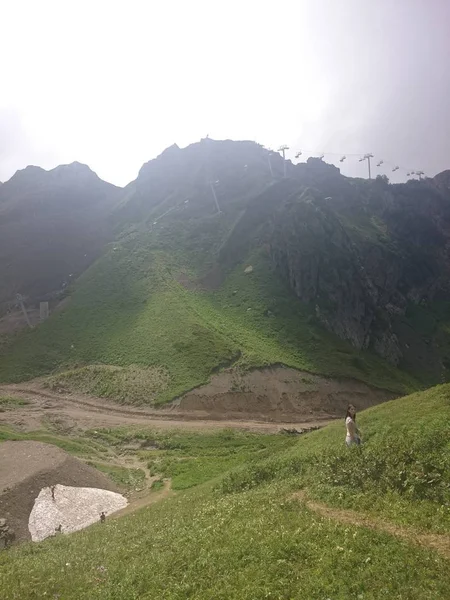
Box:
0 219 417 401
1 385 449 599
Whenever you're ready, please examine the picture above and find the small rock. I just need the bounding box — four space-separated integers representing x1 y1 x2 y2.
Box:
244 265 253 274
0 518 15 549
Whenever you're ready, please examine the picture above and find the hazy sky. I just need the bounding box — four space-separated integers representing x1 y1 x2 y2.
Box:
1 0 449 186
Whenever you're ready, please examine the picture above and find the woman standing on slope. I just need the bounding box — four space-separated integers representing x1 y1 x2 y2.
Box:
345 404 361 446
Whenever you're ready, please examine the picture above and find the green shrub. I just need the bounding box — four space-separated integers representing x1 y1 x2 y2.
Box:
220 454 304 494
0 395 30 410
316 433 450 502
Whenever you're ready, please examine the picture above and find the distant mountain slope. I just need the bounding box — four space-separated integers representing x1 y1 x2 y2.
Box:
0 140 420 397
2 140 450 397
0 162 121 309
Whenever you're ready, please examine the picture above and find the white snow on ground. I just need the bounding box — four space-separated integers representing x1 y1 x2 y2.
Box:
28 484 128 542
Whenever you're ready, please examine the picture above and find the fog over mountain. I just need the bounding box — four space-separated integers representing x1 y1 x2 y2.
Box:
1 0 449 186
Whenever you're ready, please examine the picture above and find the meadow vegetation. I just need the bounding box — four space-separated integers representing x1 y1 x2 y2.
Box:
0 233 418 404
89 462 146 489
85 427 298 490
44 364 170 405
1 385 449 599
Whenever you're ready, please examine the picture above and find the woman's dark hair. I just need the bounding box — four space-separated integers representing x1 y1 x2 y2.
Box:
345 404 356 422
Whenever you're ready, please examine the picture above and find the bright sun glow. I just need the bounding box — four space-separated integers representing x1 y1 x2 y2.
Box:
1 0 449 185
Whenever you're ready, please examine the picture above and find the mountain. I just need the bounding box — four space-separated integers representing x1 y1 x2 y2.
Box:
120 139 450 384
0 162 122 309
2 139 450 396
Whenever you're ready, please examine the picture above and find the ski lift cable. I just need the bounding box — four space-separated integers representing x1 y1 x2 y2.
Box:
292 149 408 166
304 153 423 176
289 148 424 176
294 150 365 157
381 159 424 176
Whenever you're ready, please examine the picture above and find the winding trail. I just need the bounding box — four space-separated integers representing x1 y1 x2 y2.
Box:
0 382 333 433
89 449 174 518
292 491 450 559
112 479 173 518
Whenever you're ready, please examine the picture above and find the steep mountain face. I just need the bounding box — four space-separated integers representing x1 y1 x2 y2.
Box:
0 162 121 309
269 172 450 379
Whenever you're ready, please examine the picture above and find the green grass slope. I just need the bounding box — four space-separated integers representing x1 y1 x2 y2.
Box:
1 385 449 599
0 215 417 402
0 169 418 403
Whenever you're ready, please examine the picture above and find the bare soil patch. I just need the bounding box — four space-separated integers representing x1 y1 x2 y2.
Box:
0 380 335 433
176 273 200 291
197 264 225 290
172 366 394 422
0 365 393 435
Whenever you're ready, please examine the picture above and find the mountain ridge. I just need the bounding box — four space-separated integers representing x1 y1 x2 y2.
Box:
1 138 450 398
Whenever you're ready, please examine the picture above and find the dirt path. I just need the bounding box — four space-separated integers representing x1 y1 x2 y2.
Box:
112 479 173 518
0 382 334 434
292 491 450 559
77 436 174 519
93 439 174 518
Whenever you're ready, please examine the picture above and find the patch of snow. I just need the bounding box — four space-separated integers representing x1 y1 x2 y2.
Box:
28 484 127 542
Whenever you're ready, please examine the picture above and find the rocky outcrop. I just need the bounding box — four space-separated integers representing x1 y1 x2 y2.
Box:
269 175 450 373
271 189 377 349
0 518 15 549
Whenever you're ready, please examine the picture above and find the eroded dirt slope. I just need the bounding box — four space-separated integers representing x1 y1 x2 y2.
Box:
171 366 394 421
0 441 119 543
